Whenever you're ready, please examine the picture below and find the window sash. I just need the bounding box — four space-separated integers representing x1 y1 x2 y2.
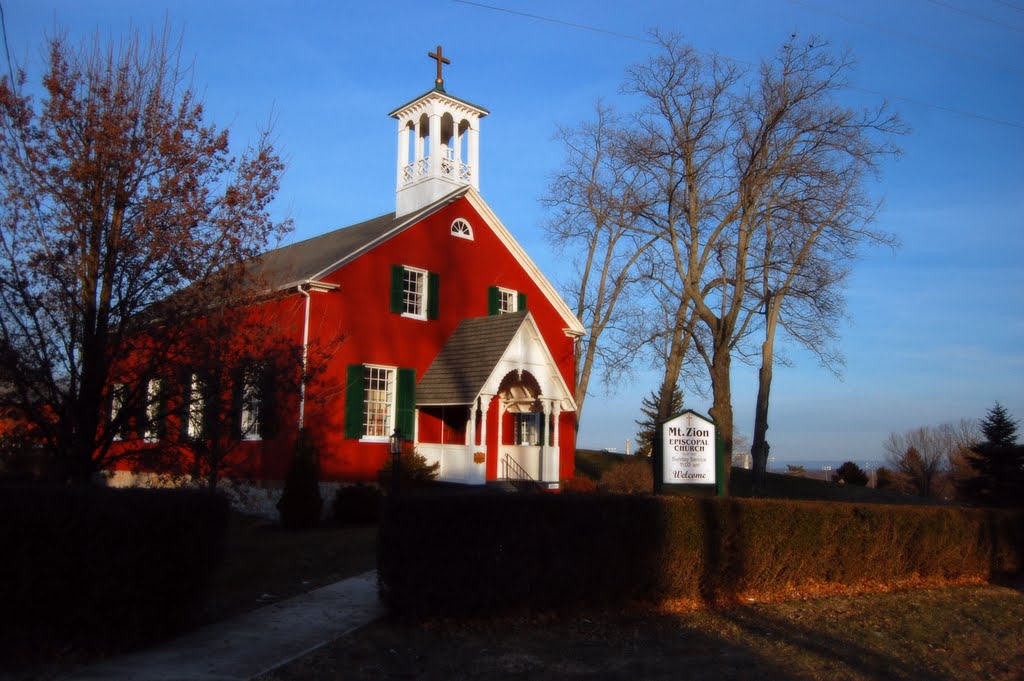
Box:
187 374 206 440
514 413 542 446
498 287 517 314
240 367 262 440
402 268 426 318
144 379 165 442
363 366 395 439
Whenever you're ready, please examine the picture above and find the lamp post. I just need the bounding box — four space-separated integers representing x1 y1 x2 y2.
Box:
389 428 404 498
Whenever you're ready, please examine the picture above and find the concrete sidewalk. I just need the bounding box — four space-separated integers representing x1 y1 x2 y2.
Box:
61 570 383 681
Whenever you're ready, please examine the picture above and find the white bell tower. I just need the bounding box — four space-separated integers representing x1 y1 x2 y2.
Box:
389 46 489 217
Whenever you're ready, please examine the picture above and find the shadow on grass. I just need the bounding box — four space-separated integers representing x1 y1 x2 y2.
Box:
715 605 928 681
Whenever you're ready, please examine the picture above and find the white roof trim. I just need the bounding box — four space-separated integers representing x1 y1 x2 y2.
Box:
463 188 586 336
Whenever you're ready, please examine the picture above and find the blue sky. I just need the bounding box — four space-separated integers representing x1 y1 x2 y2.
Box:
4 0 1022 464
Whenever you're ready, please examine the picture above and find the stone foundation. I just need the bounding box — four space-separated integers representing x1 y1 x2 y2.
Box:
101 470 346 520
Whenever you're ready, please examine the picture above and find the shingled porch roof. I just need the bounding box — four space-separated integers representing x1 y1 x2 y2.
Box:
417 311 530 406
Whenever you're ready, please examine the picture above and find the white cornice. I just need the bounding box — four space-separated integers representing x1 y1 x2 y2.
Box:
464 189 587 337
388 89 490 120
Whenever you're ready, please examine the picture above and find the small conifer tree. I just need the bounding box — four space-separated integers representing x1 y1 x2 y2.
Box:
277 429 323 528
832 461 869 486
634 382 684 457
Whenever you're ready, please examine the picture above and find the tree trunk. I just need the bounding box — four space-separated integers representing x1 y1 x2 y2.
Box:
751 358 773 493
751 313 777 493
656 304 690 422
707 346 733 496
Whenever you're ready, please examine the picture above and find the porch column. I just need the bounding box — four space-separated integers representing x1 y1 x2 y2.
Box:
478 395 492 448
497 399 506 478
552 402 561 449
541 400 552 481
466 399 476 447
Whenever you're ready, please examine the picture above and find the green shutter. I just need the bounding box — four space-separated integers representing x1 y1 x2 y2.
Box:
201 370 220 441
178 370 192 441
230 367 245 439
344 364 365 439
517 291 527 312
390 265 404 314
396 368 416 439
488 286 499 315
538 412 546 447
427 272 440 320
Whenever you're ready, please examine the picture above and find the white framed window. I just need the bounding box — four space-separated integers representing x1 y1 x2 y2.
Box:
498 287 518 314
144 378 166 442
186 373 206 440
392 265 438 320
489 286 525 316
363 365 395 440
240 367 262 441
402 267 427 319
450 218 473 240
514 412 543 446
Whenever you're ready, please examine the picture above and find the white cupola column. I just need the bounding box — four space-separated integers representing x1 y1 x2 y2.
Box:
428 111 442 180
413 117 422 165
468 125 480 190
396 124 409 187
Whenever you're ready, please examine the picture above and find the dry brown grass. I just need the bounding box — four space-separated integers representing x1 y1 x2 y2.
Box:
259 580 1024 681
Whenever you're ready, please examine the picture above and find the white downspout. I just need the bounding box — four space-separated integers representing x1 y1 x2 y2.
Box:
297 284 311 429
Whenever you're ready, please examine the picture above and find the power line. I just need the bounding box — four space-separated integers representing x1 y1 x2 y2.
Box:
789 0 1024 77
455 0 1024 131
923 0 1024 31
0 1 15 87
452 0 657 44
850 85 1024 129
989 0 1024 13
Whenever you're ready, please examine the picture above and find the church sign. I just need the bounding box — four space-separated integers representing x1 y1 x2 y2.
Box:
654 410 723 496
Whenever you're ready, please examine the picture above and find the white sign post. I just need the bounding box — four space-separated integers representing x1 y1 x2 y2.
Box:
654 410 722 496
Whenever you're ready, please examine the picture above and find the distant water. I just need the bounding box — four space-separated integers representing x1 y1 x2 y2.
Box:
765 458 883 473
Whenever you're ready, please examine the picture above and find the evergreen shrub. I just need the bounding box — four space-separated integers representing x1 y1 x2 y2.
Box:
378 495 1024 616
378 447 439 491
0 484 227 655
277 429 323 528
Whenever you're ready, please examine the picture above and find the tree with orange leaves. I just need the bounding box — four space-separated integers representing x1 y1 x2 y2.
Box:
0 26 290 481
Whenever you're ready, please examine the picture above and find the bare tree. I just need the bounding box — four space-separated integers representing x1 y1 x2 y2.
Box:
608 34 903 493
0 26 289 481
744 38 904 490
618 36 745 489
543 101 655 427
883 421 976 498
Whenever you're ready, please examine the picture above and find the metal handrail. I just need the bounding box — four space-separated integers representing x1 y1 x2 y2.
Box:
502 454 540 493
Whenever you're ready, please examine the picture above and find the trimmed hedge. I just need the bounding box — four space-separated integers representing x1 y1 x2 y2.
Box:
0 484 228 655
378 495 1024 616
333 483 383 524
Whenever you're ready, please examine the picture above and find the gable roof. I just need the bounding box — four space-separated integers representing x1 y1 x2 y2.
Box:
248 186 586 336
417 311 529 405
248 187 471 291
250 212 401 290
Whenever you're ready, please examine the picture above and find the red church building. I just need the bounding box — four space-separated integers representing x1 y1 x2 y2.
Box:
111 49 583 499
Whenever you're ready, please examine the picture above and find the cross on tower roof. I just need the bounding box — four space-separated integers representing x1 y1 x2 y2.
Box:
428 45 451 91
